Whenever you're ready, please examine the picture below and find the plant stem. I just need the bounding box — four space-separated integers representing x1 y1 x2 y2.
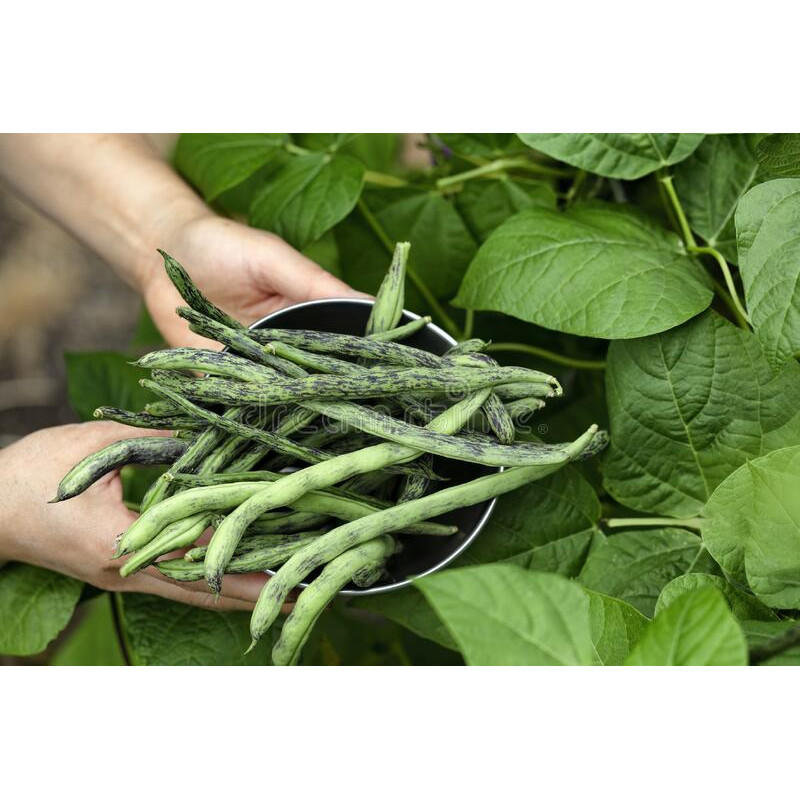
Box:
565 170 587 206
659 174 750 329
691 245 750 328
284 142 309 157
485 342 606 370
463 309 475 339
356 197 463 339
436 156 567 189
363 170 408 188
659 174 697 247
603 516 705 532
110 592 133 666
750 621 800 665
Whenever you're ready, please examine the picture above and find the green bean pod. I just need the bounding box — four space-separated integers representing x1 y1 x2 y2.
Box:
184 530 321 563
481 391 516 444
304 398 581 467
160 251 243 330
203 389 492 593
270 536 397 665
52 436 188 502
93 407 205 432
505 396 546 423
397 453 433 502
136 348 276 382
119 511 213 577
144 399 183 417
369 316 431 342
248 424 602 647
447 338 489 355
247 327 441 368
147 363 559 407
365 241 409 336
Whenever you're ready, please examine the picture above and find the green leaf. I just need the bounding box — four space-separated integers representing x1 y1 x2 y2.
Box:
673 134 763 263
736 178 800 368
438 133 522 159
602 311 800 516
51 594 125 665
340 134 400 171
518 133 704 179
742 620 800 665
121 594 276 665
703 445 800 609
625 586 747 665
174 133 286 201
456 466 601 576
367 188 478 298
755 134 800 178
578 528 709 617
249 152 365 250
292 133 358 151
455 177 556 242
64 351 155 421
417 565 594 665
586 590 648 665
0 563 83 656
350 588 457 651
454 202 712 339
655 574 776 621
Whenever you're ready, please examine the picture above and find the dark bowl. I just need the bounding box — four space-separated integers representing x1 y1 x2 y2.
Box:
249 298 498 596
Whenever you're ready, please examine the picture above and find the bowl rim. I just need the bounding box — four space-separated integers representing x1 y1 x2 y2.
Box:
248 296 499 596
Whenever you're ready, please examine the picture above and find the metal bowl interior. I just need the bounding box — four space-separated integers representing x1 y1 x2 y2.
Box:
250 298 498 596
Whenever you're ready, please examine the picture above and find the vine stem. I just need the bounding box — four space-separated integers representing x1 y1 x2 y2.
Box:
110 592 133 666
659 174 750 330
356 197 464 339
463 309 475 339
283 142 407 187
485 342 606 370
436 157 567 189
603 516 705 532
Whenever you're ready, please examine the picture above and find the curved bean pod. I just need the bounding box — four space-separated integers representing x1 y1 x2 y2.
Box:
369 316 431 342
365 241 409 336
52 437 188 502
270 536 396 665
93 407 205 432
248 424 601 646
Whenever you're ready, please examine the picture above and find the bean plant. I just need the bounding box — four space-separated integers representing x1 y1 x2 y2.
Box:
2 132 800 666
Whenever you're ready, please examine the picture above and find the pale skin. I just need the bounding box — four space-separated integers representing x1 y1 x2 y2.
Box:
0 133 364 607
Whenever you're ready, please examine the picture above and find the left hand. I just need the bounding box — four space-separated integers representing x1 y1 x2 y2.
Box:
141 212 366 348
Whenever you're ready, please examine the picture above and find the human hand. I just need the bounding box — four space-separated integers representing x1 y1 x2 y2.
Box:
141 212 366 348
0 421 272 610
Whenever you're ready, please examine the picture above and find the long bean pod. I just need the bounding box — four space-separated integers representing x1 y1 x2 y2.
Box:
270 536 396 665
203 389 492 593
136 348 276 382
93 407 205 432
52 437 188 502
369 315 431 342
248 424 600 646
146 364 559 407
184 530 321 562
365 241 409 335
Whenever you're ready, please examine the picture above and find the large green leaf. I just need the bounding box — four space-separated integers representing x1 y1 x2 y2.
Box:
457 465 601 575
673 133 763 263
64 351 155 421
578 528 709 617
602 312 800 516
417 565 594 665
518 133 704 179
121 594 276 665
655 573 776 621
0 563 83 656
349 588 457 651
755 134 800 178
51 594 125 666
455 177 556 242
249 152 365 250
736 178 800 368
625 586 747 665
174 133 286 201
586 590 648 665
367 189 478 298
454 203 712 339
703 445 800 609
